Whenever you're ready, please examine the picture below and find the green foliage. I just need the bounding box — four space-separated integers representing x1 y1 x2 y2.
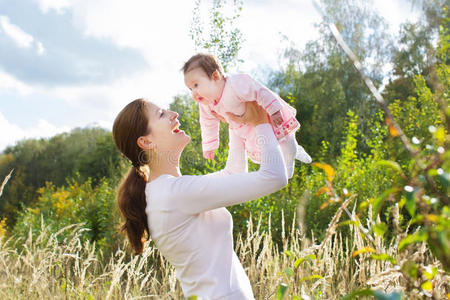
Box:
383 0 447 104
190 0 244 71
388 75 441 146
302 110 397 240
169 94 230 176
0 127 125 227
13 177 121 256
0 3 447 299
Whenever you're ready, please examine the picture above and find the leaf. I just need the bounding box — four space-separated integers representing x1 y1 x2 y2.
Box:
299 274 323 282
403 187 416 217
423 266 438 280
373 222 387 237
337 220 359 227
385 117 399 137
373 187 399 218
425 214 439 223
352 247 376 257
421 281 433 291
370 253 396 265
277 283 288 300
294 254 316 268
315 186 331 196
401 261 418 280
312 162 335 183
438 172 450 188
376 160 403 174
434 127 445 143
284 250 295 259
285 267 294 277
320 199 334 210
399 230 428 251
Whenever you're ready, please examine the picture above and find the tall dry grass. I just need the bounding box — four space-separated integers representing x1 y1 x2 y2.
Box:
0 205 448 300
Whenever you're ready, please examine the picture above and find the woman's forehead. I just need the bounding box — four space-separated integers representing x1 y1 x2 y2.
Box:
146 102 161 115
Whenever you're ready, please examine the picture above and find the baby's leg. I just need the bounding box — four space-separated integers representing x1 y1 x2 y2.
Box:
279 134 297 179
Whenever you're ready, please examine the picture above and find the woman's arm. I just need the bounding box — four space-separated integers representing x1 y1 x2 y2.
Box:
171 123 287 214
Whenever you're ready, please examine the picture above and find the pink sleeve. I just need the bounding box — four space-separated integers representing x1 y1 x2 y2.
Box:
199 103 220 152
229 74 283 115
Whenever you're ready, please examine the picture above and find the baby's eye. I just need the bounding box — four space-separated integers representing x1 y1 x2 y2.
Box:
194 83 198 88
160 110 164 117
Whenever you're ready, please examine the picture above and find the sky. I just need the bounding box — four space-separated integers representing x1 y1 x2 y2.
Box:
0 0 420 152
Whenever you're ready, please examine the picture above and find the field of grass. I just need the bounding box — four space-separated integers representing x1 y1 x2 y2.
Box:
0 208 448 299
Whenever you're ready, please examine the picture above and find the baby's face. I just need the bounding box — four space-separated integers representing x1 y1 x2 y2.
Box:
184 68 222 105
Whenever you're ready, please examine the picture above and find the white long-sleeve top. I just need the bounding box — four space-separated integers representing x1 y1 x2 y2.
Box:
145 124 288 299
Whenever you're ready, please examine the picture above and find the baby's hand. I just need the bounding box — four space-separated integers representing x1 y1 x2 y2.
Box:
211 110 226 123
271 110 283 127
203 150 215 160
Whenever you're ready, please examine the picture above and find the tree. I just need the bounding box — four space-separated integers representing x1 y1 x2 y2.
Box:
189 0 244 71
268 0 393 158
0 127 125 227
383 0 448 103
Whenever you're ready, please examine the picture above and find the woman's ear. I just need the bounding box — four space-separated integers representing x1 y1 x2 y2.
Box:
137 136 154 150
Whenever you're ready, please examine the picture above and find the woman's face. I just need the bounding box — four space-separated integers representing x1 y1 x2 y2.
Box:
139 102 191 154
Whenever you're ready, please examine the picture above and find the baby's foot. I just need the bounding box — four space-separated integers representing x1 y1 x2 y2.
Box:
295 145 312 164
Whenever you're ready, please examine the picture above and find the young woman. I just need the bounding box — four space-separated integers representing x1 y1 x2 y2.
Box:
112 98 287 299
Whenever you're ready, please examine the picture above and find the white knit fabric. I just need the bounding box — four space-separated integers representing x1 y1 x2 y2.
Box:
145 124 287 299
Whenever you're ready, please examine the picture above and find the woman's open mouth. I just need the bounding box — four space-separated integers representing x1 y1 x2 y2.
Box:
172 121 184 134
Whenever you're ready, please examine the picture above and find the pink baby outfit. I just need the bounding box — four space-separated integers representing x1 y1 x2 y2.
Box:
199 73 302 174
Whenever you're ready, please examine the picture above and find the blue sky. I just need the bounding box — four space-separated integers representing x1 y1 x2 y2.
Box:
0 0 419 151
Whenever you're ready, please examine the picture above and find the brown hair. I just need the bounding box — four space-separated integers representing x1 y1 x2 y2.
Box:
181 53 224 78
112 98 151 254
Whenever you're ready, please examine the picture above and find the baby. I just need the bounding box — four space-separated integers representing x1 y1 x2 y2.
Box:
182 53 311 178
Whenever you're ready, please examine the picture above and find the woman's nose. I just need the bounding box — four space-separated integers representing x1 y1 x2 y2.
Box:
170 111 179 120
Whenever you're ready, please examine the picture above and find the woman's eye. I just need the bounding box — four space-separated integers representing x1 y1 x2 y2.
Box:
160 111 164 117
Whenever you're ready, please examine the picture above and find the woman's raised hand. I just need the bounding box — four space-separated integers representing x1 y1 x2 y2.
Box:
226 101 269 126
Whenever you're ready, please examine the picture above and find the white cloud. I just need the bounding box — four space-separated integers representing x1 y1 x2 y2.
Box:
373 0 420 33
1 0 422 152
36 41 45 55
35 0 71 14
0 70 34 95
47 68 186 123
0 15 34 48
38 0 196 67
35 0 197 106
0 111 70 151
0 15 46 55
236 0 319 73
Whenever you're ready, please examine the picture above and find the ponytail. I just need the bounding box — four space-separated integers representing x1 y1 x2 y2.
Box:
112 98 152 254
117 167 149 254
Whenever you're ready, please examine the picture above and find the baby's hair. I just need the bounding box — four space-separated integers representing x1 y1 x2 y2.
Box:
181 53 224 78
